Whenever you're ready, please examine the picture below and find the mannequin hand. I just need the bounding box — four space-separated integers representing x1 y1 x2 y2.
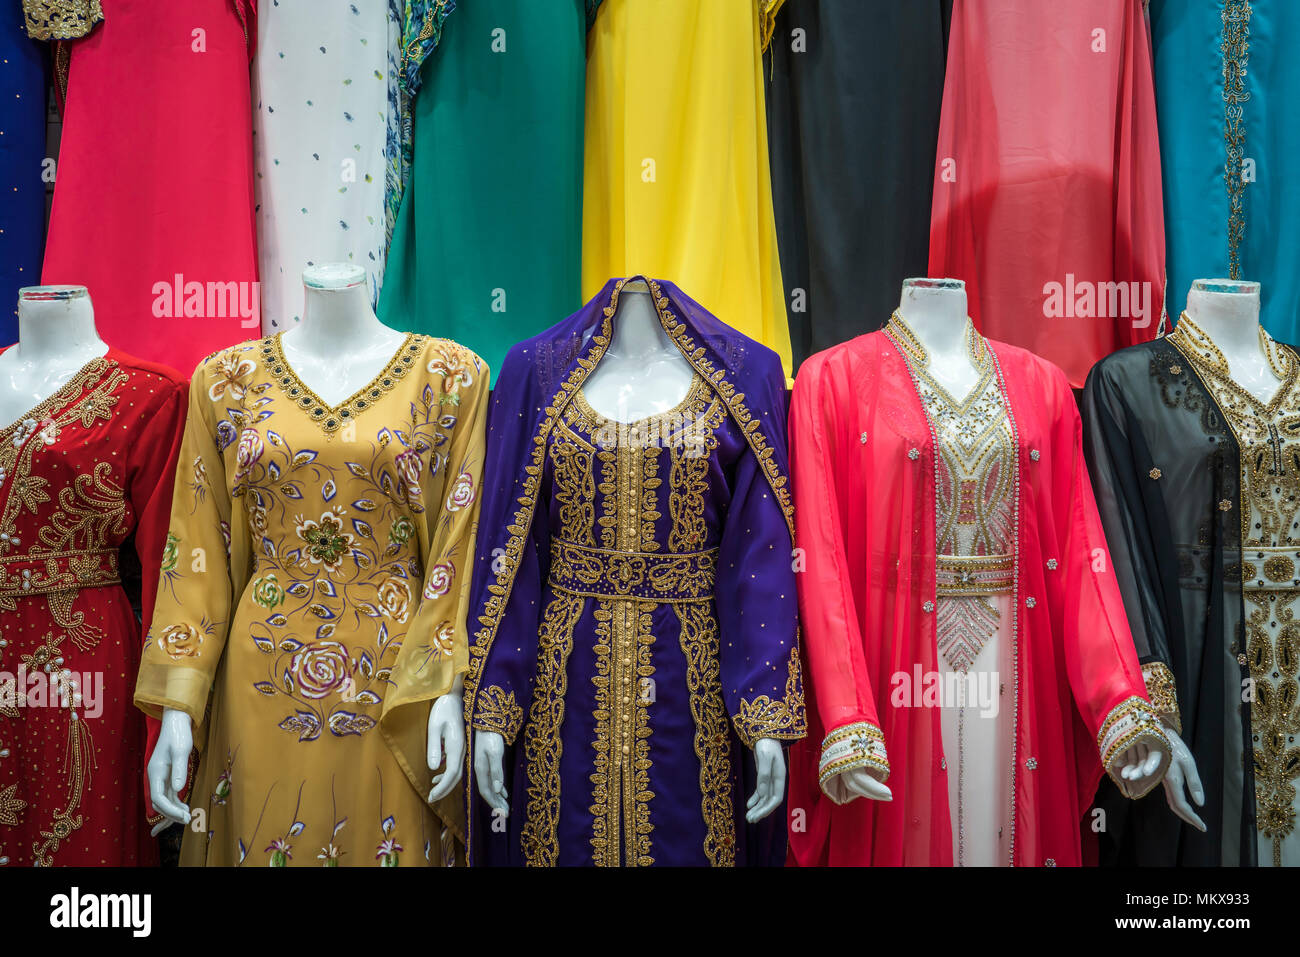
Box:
147 708 193 831
473 730 509 817
1111 741 1167 799
426 692 466 802
1159 728 1206 831
745 738 787 823
824 766 893 806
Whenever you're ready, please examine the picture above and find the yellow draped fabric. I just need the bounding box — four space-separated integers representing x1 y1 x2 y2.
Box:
135 334 487 866
582 0 792 376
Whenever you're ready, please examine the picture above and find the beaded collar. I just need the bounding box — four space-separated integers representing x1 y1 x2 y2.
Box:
1167 312 1296 414
262 332 423 434
885 311 993 413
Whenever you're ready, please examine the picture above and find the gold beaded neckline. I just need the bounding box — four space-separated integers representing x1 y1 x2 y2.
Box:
262 332 423 434
1168 311 1295 412
885 311 993 412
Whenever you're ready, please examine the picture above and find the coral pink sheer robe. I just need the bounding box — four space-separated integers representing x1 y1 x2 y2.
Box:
786 332 1166 867
928 0 1165 387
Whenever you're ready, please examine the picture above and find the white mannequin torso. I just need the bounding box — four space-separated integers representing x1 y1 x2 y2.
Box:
0 286 109 429
580 280 695 422
895 278 979 400
1181 279 1277 405
277 263 407 408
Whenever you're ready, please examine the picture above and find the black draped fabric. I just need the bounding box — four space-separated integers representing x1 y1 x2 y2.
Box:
765 0 951 370
1082 340 1255 866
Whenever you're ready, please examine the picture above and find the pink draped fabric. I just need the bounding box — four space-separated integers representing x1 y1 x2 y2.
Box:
786 331 1160 866
928 0 1165 387
42 0 258 376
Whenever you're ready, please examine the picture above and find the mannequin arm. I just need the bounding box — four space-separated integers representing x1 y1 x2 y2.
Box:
823 765 893 805
425 675 466 802
1155 726 1206 830
147 707 194 832
473 730 509 816
1111 741 1164 799
745 738 788 823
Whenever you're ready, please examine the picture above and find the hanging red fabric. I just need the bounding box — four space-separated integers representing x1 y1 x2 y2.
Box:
928 0 1166 387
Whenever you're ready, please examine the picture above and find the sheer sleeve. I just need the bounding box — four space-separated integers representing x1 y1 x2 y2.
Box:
1049 368 1170 798
789 356 888 796
381 348 490 800
1081 359 1181 731
134 363 238 738
124 370 189 821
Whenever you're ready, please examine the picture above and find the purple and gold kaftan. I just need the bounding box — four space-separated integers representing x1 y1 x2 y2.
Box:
466 278 805 866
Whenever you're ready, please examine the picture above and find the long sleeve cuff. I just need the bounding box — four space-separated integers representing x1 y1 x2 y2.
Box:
133 665 212 730
818 721 889 803
1141 660 1181 735
1097 695 1171 798
733 695 807 748
471 685 524 744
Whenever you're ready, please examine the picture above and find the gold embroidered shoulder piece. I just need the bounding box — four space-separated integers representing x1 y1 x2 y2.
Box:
23 0 103 41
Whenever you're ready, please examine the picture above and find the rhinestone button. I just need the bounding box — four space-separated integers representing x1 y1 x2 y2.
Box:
1149 467 1162 480
922 600 935 613
908 448 920 460
1026 757 1037 770
1029 449 1040 461
1026 597 1037 608
860 432 868 444
1046 559 1058 570
1218 499 1233 512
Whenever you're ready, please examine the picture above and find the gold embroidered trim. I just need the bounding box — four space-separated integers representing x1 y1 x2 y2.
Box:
1141 661 1181 735
472 685 523 744
886 311 988 372
818 721 889 787
758 0 786 52
588 425 658 866
0 359 126 562
519 592 582 866
733 644 806 745
1221 0 1251 279
262 333 423 435
20 629 96 865
548 540 718 602
0 547 119 600
677 601 735 866
589 600 618 864
935 553 1015 597
1168 312 1295 415
1178 311 1300 865
1096 695 1169 797
22 0 102 41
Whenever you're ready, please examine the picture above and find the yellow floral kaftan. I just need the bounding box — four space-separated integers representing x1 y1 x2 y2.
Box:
134 333 487 866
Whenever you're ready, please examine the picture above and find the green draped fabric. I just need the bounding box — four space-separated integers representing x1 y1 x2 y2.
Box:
379 0 587 375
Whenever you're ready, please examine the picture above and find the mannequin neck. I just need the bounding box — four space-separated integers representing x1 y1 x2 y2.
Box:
16 291 107 363
896 280 970 361
292 281 383 353
1183 284 1262 360
607 288 676 359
